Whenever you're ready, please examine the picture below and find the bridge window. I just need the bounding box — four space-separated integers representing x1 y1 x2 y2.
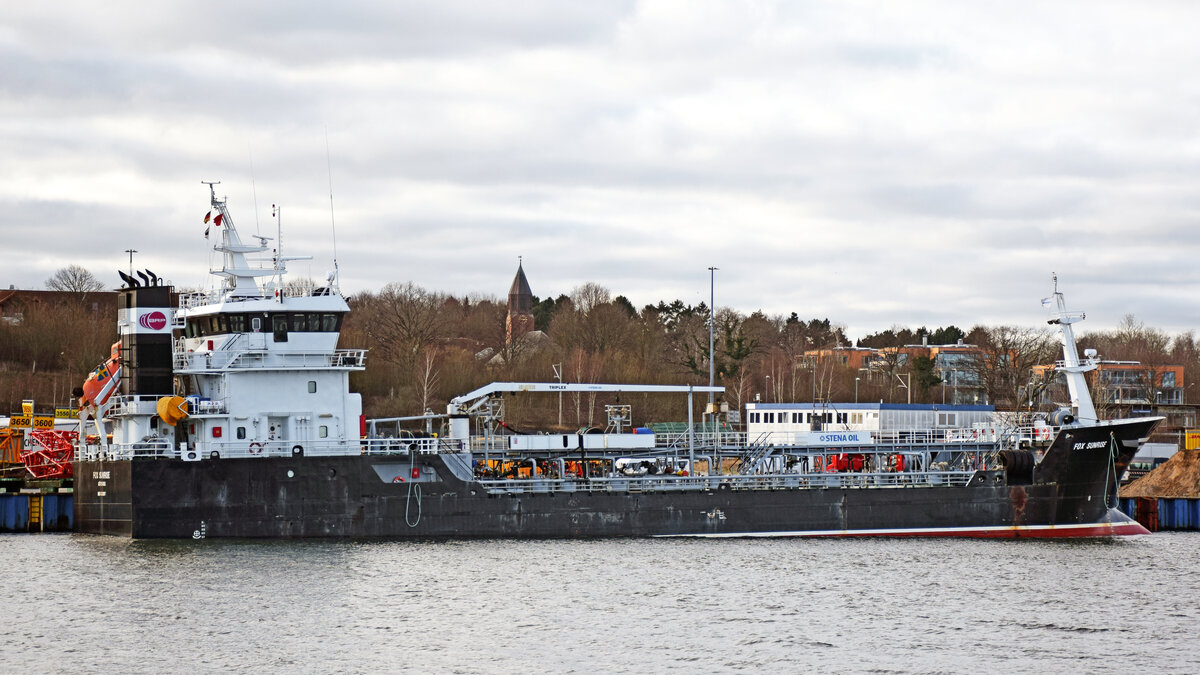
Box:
272 315 288 342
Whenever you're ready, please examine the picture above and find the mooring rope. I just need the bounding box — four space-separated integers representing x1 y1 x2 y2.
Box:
1106 432 1120 509
406 479 422 528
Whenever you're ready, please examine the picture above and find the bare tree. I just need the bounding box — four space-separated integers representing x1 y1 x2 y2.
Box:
413 348 441 413
570 282 611 314
283 276 317 297
362 282 447 373
1082 315 1174 413
965 325 1057 409
45 265 104 294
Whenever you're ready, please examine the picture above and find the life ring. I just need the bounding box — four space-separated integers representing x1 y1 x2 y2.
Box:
292 444 304 457
392 476 404 483
249 442 263 454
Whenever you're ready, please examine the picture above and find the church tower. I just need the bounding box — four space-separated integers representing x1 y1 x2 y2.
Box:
506 258 534 343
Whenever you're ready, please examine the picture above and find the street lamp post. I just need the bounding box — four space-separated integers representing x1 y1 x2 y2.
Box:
895 373 911 404
707 266 717 437
552 363 563 427
707 267 717 406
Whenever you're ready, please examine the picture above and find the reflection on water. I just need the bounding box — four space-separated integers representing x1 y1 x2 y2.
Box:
1 534 1198 673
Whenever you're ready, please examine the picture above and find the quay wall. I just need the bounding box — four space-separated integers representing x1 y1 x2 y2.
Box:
0 493 73 533
1120 497 1200 532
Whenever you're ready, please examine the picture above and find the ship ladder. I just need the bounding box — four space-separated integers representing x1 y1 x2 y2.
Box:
28 495 43 532
738 434 776 475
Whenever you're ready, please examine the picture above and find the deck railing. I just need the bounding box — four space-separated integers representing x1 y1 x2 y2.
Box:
475 469 978 494
174 347 366 371
76 436 468 461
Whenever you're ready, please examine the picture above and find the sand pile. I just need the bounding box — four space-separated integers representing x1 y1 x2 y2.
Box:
1120 448 1200 499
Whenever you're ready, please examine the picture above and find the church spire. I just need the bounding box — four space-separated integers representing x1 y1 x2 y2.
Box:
506 258 534 342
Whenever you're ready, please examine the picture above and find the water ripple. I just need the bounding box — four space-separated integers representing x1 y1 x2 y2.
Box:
1 533 1199 673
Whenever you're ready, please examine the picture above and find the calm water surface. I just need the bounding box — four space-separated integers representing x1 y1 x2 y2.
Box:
2 533 1197 673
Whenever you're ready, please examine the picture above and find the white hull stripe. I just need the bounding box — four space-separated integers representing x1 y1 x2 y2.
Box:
653 520 1148 538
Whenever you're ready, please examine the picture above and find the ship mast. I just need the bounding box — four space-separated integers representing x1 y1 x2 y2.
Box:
204 181 274 298
1046 275 1098 424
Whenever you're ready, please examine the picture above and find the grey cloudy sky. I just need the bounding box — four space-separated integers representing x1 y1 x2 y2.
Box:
4 1 1199 340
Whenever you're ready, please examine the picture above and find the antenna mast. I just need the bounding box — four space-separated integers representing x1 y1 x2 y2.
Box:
249 149 261 234
325 126 340 292
274 204 283 300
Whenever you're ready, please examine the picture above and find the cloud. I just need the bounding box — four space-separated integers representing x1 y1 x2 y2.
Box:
2 0 1199 342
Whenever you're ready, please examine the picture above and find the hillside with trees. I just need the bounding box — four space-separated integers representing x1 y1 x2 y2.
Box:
3 267 1198 432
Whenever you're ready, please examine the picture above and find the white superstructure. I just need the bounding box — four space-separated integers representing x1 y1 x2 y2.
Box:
79 183 366 461
172 184 364 458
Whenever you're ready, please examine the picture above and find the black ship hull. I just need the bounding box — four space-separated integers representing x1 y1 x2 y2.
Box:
74 417 1158 539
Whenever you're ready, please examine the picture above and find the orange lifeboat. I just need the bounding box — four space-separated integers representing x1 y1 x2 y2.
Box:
80 342 122 409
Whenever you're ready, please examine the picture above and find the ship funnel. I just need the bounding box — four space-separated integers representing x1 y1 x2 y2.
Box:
118 282 175 396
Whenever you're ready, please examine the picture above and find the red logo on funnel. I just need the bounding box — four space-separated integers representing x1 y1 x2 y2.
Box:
139 311 168 330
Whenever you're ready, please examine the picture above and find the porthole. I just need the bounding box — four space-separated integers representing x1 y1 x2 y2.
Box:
287 470 295 478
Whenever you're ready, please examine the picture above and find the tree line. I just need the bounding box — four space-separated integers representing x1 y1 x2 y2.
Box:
341 280 1200 429
2 267 1196 430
